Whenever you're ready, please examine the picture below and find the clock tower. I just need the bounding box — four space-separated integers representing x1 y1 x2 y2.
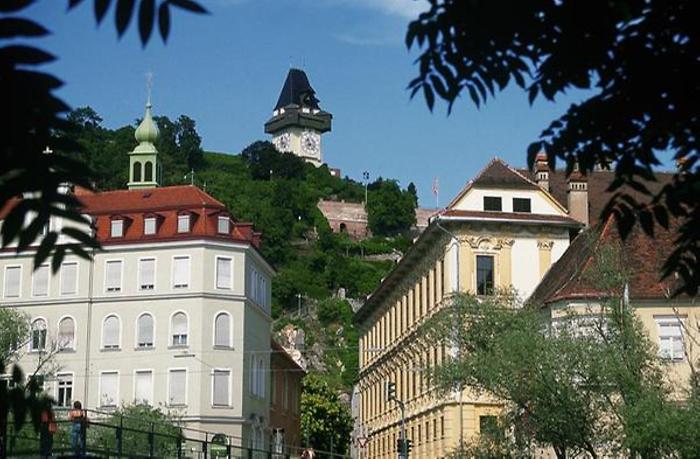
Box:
264 68 332 167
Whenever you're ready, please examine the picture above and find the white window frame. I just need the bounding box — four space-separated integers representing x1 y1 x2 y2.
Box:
167 368 188 407
211 368 232 407
133 369 154 405
55 372 74 408
4 265 22 298
138 257 157 291
143 217 157 235
99 370 120 408
29 317 48 352
177 214 190 233
217 216 230 234
169 310 189 347
212 311 233 348
101 314 121 350
60 261 79 295
31 264 50 297
171 255 191 290
57 314 77 350
110 219 124 238
135 312 156 349
104 259 124 293
215 256 233 290
655 316 685 361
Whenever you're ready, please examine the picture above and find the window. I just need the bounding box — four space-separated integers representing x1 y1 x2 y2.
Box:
134 370 153 405
476 255 494 295
32 265 49 296
656 317 684 360
172 256 190 289
99 371 119 407
216 257 232 289
513 197 532 213
4 266 21 298
139 258 155 290
483 196 502 211
133 161 142 182
177 214 190 233
212 369 231 406
102 315 120 349
217 216 230 234
171 312 188 346
137 313 154 348
144 217 157 235
58 317 75 349
168 369 187 406
283 372 289 409
105 260 122 292
214 313 231 347
257 358 265 396
144 161 153 182
111 219 124 238
60 262 78 295
56 373 73 407
30 318 47 351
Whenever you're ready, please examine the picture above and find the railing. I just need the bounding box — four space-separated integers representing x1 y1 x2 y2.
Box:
5 407 285 458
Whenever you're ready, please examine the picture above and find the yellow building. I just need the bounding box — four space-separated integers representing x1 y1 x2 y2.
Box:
354 159 584 458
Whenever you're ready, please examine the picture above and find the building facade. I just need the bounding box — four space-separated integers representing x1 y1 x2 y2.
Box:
0 100 275 450
269 340 305 457
355 159 582 458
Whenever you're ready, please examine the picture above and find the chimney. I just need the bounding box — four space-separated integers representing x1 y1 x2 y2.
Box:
534 151 550 192
567 168 589 226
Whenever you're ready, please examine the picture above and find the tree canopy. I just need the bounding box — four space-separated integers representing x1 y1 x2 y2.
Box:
300 374 353 456
407 0 699 296
366 178 417 237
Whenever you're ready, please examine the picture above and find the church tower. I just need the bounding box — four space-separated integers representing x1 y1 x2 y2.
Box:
128 96 161 189
264 68 332 167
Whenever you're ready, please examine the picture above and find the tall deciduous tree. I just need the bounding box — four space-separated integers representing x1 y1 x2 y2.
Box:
366 178 417 237
407 0 699 296
300 374 353 456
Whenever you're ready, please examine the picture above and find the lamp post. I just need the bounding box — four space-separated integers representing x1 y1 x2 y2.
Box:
363 171 370 207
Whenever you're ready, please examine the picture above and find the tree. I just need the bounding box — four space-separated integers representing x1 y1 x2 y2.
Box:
406 0 699 296
1 0 207 272
366 178 416 236
300 374 353 456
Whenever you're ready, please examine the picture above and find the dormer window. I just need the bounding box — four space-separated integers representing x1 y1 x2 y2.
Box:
144 217 157 235
177 214 190 233
483 196 502 212
513 198 532 213
217 216 230 234
111 219 124 238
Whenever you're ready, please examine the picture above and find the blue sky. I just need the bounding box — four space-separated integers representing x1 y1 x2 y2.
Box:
28 0 591 207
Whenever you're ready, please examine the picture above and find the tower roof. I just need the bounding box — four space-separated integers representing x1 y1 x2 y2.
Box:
274 68 321 110
134 100 159 145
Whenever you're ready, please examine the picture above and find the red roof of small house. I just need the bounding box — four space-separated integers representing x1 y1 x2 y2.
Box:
528 213 687 305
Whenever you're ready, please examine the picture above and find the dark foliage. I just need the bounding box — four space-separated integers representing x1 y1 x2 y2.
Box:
407 0 699 296
366 178 417 236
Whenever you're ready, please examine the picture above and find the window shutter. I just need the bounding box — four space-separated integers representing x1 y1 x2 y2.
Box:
172 312 188 345
105 261 122 292
135 371 153 404
103 316 120 348
100 372 118 407
138 314 154 347
214 313 230 347
144 217 156 235
33 265 49 296
4 266 21 298
212 370 229 406
60 263 78 295
216 258 232 289
169 370 186 405
140 258 155 290
58 317 75 348
173 257 189 288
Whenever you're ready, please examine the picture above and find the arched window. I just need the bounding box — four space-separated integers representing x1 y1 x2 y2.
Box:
137 313 154 348
144 162 153 182
102 315 120 349
133 161 142 182
30 318 47 351
171 312 188 346
214 313 231 347
58 317 75 349
339 223 347 233
256 357 265 396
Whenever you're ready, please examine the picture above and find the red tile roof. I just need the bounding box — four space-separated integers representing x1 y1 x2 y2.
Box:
528 214 686 305
75 185 225 214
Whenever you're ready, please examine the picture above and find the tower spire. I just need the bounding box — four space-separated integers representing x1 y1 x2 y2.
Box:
127 75 161 190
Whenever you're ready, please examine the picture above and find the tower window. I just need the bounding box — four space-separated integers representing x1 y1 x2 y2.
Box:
483 196 502 212
144 162 153 182
133 162 142 182
513 198 532 213
476 255 494 295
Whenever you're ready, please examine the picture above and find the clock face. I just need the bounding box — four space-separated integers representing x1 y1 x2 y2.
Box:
301 131 320 156
276 133 292 152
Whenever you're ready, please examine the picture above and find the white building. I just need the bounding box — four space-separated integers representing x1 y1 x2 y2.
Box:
0 99 274 449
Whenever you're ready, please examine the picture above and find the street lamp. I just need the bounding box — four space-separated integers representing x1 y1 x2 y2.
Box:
362 171 370 207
